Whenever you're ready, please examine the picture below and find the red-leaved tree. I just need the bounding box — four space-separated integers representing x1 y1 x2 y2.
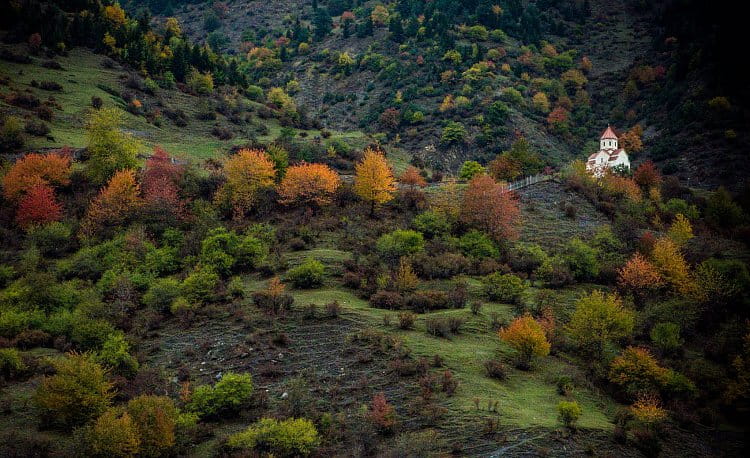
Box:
460 175 521 241
15 183 63 229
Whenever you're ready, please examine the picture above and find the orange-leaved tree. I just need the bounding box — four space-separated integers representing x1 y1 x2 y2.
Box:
498 315 550 370
215 148 276 218
399 166 427 189
354 147 397 215
618 253 664 300
608 346 668 398
15 183 63 229
2 151 71 201
142 147 185 222
80 169 143 239
633 160 661 189
460 174 520 241
277 162 340 209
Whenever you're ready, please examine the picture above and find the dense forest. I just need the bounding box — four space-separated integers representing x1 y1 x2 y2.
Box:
1 1 749 457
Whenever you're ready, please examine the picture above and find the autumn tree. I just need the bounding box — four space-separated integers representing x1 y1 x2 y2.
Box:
2 151 71 201
142 147 185 225
215 149 276 218
499 315 551 370
667 213 694 247
354 147 397 215
608 346 667 397
650 237 691 293
633 160 661 189
277 163 340 209
618 253 664 300
80 169 143 239
399 166 427 189
15 183 63 229
369 392 396 432
619 124 643 153
567 290 635 357
86 108 141 184
393 257 419 293
460 175 520 241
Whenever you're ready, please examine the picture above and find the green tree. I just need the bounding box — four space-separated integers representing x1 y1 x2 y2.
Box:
567 291 634 358
458 160 486 180
85 108 140 184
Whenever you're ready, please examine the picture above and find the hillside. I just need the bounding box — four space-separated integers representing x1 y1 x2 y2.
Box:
1 1 750 457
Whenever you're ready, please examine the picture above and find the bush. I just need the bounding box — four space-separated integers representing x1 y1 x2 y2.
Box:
484 360 507 380
413 210 450 238
0 115 25 150
188 372 253 418
564 238 600 281
650 322 682 353
125 395 179 457
457 230 499 259
369 291 404 309
227 417 319 456
286 259 325 288
406 290 450 312
398 311 415 329
70 319 116 351
481 272 526 304
27 222 72 257
0 348 26 379
142 278 181 312
251 278 295 315
376 230 425 261
81 409 141 457
33 352 114 429
411 252 470 279
557 401 582 428
96 333 139 377
181 267 219 304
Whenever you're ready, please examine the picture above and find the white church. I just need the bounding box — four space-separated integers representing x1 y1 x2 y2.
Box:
586 126 630 177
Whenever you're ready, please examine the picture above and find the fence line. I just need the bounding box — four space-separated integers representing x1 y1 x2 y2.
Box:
501 173 551 192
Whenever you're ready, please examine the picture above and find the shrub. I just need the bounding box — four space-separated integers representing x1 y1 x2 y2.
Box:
406 290 450 312
557 401 582 428
499 315 551 370
413 210 451 238
27 222 72 257
33 352 114 429
286 259 325 288
398 311 415 329
252 277 294 315
376 230 425 261
142 278 181 312
125 395 179 457
650 323 682 353
369 392 397 433
81 409 141 457
458 230 499 259
181 267 219 304
563 238 600 280
370 291 405 310
0 115 25 150
481 272 526 304
0 348 26 379
96 333 139 377
411 252 470 279
608 347 667 397
70 319 116 351
227 417 319 456
484 360 507 380
425 316 464 338
188 372 253 418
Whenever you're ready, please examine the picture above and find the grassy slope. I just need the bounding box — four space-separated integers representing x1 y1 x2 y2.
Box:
0 47 368 160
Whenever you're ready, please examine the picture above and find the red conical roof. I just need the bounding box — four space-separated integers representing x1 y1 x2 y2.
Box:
600 125 618 139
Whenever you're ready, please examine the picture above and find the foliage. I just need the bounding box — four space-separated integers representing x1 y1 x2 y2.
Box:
458 160 486 180
369 392 397 432
354 147 397 215
34 352 114 429
650 237 691 293
188 372 253 418
413 210 450 238
15 183 63 229
125 395 178 457
563 238 599 281
667 213 694 247
80 169 143 239
481 272 525 304
277 163 340 208
458 230 499 259
400 166 427 188
376 229 425 260
86 108 141 184
200 227 268 276
499 315 551 369
0 348 26 378
286 259 325 288
557 401 582 428
142 278 181 312
252 277 294 315
633 160 661 189
2 152 71 201
227 417 319 456
96 332 139 377
215 149 276 217
460 175 520 241
188 69 214 95
650 323 682 353
567 291 635 357
441 121 467 144
609 347 668 397
618 253 663 296
181 267 219 304
394 258 419 293
82 409 141 458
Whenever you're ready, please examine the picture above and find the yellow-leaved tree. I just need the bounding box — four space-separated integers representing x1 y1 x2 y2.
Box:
354 147 397 216
215 149 276 219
